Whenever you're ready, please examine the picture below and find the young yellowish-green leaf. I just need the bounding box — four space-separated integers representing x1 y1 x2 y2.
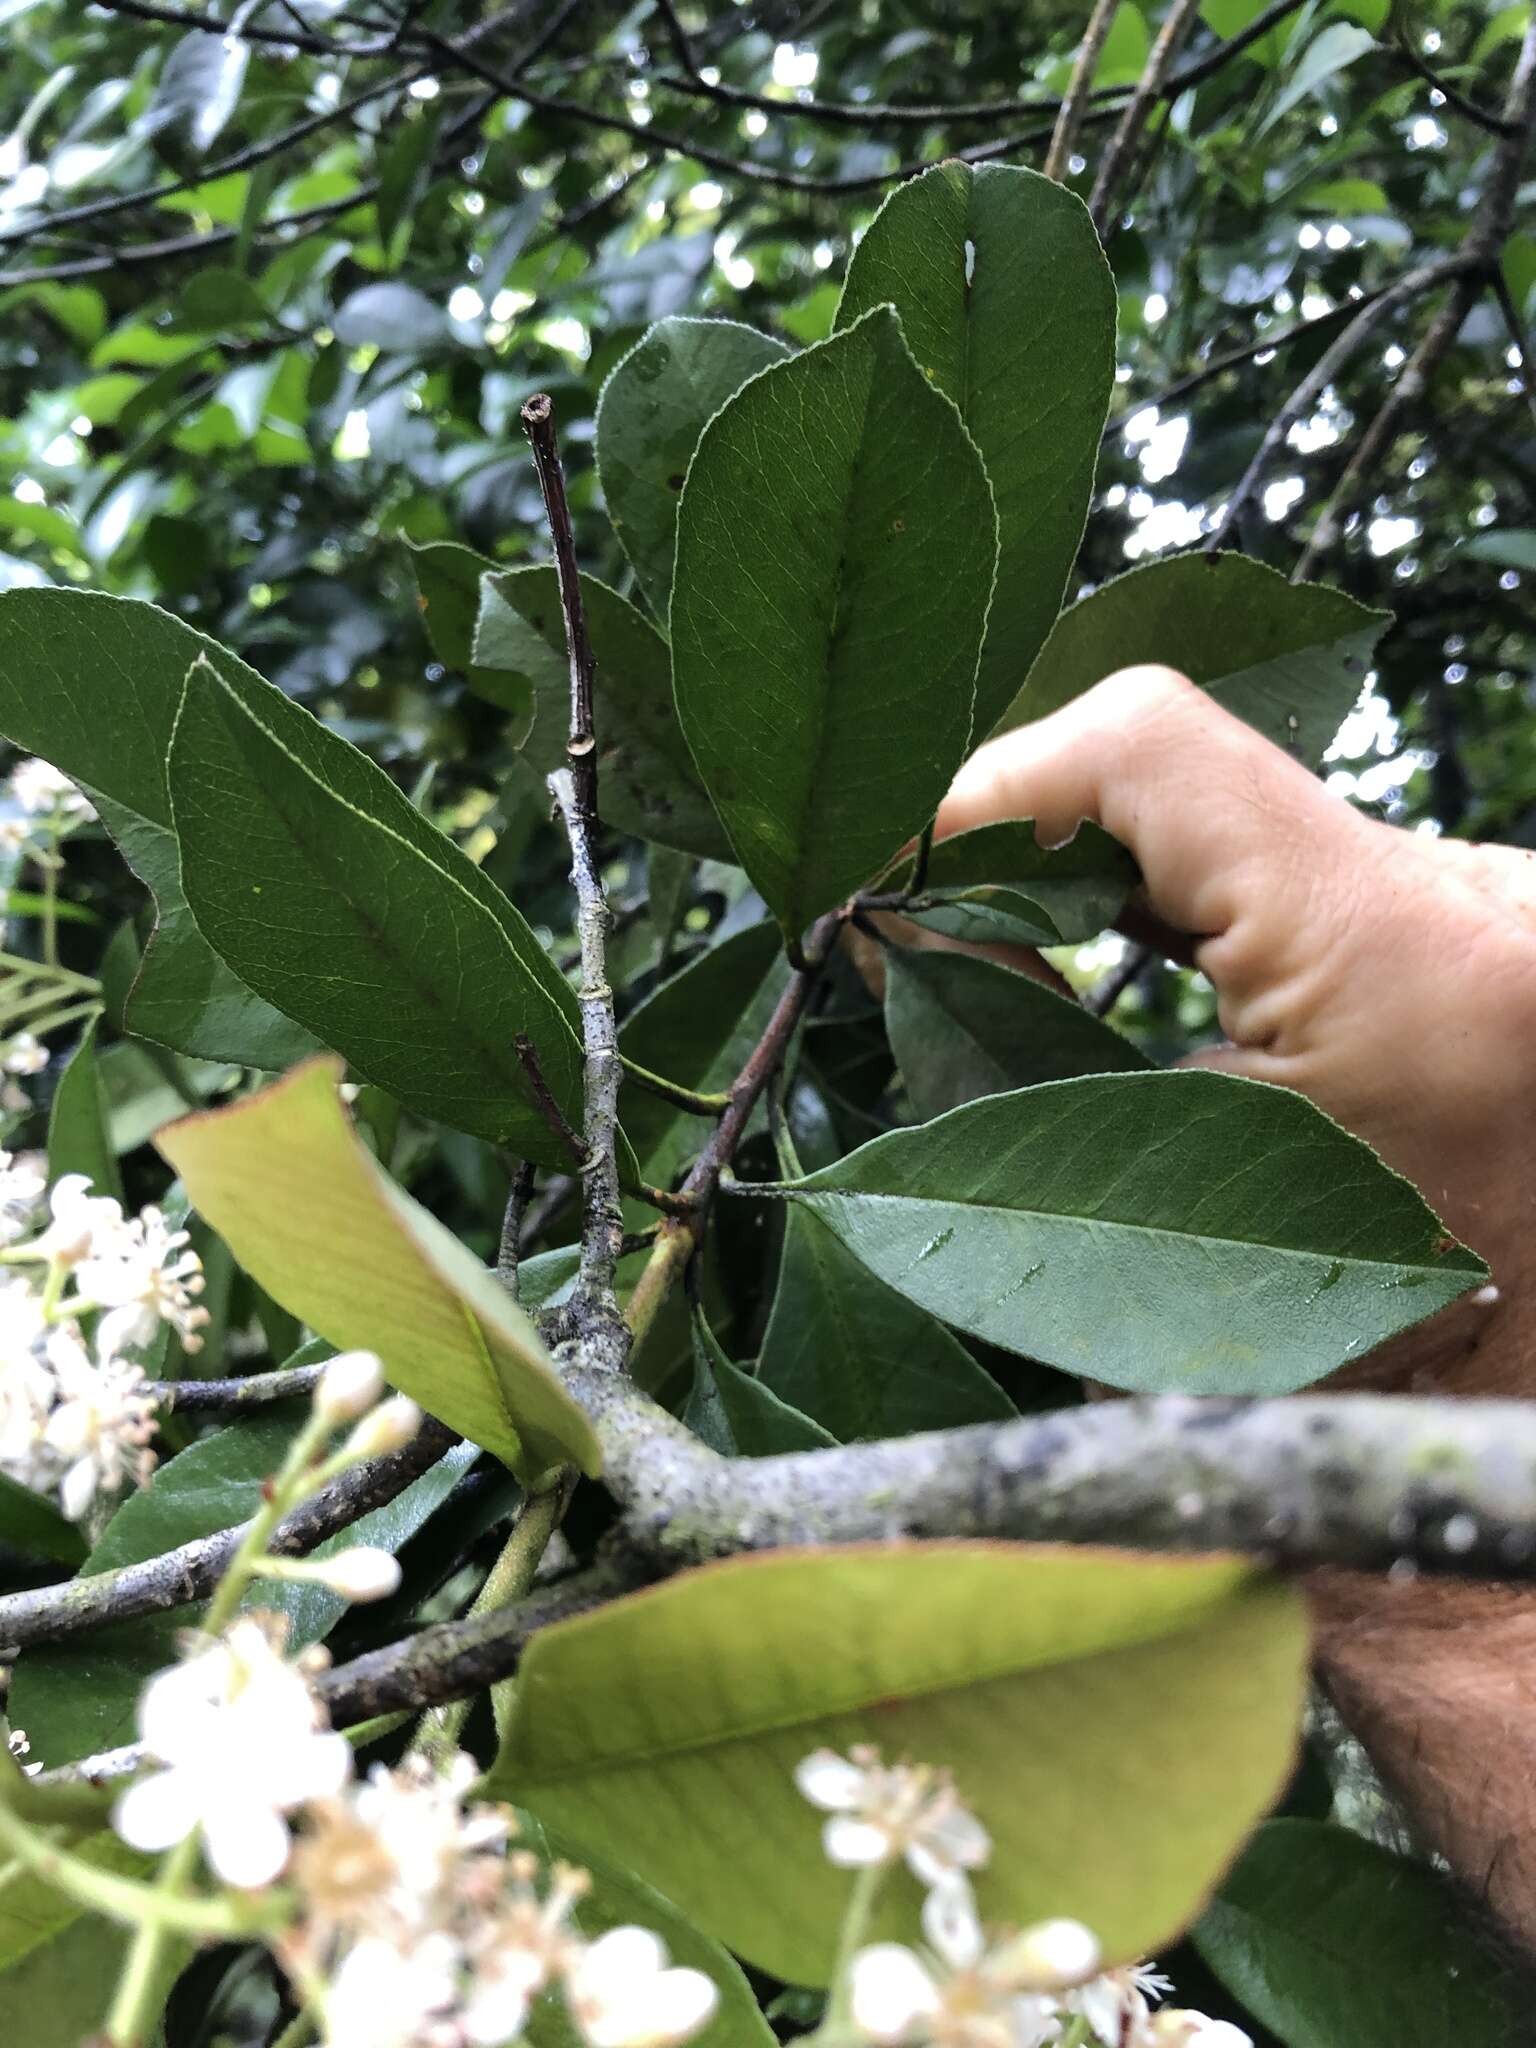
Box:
0 589 321 1069
885 947 1152 1120
996 552 1389 763
157 1058 601 1481
595 316 791 620
671 305 998 941
476 566 730 860
167 654 584 1167
496 1544 1307 1982
836 163 1117 736
779 1070 1485 1396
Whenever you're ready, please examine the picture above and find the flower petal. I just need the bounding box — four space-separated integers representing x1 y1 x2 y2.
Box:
202 1801 292 1888
849 1945 940 2043
921 1879 983 1969
794 1748 866 1813
823 1816 891 1868
112 1769 199 1853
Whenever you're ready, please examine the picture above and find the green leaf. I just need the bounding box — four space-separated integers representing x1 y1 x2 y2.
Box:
405 537 536 736
0 589 321 1069
167 653 584 1164
595 316 791 620
685 1307 835 1455
911 819 1138 947
618 923 789 1186
157 1058 601 1482
167 267 270 334
1463 529 1536 572
46 1016 122 1204
142 28 249 158
333 281 451 353
997 552 1389 764
886 948 1153 1119
476 567 730 860
498 1545 1307 1981
779 1070 1485 1396
0 1835 181 2046
1259 22 1376 132
520 1817 777 2048
835 163 1117 736
673 306 997 939
758 1204 1015 1440
0 1472 87 1569
1194 1820 1521 2046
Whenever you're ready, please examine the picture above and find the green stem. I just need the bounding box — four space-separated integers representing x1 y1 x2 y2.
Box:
1057 2019 1092 2048
823 1861 887 2037
0 949 99 992
106 1832 201 2047
204 1404 335 1633
3 995 101 1045
414 1478 569 1762
0 1803 274 1942
39 814 59 969
270 2009 319 2048
618 1054 730 1118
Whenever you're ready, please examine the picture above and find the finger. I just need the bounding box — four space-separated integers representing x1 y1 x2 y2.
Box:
937 664 1372 951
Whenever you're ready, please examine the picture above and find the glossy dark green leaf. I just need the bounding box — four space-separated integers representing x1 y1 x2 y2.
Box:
595 316 791 619
886 947 1153 1119
618 923 788 1185
911 819 1138 947
46 1016 122 1204
10 1398 476 1768
685 1306 834 1455
167 654 584 1164
0 1836 183 2045
836 163 1117 735
1194 1820 1520 2047
997 553 1390 764
671 305 997 940
475 566 730 860
0 1473 87 1569
406 537 535 735
781 1070 1485 1396
758 1202 1016 1440
0 590 321 1069
167 267 269 334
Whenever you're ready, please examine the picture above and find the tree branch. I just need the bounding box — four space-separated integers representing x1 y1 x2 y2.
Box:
0 1420 457 1656
1045 0 1124 183
142 1364 325 1411
1089 0 1204 233
522 394 624 1328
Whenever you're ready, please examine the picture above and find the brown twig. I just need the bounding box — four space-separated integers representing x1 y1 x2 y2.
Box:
1089 0 1204 233
1045 0 1124 182
143 1364 326 1411
513 1033 586 1167
497 1160 536 1293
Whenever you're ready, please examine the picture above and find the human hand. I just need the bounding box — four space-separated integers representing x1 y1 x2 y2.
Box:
939 662 1536 1398
940 663 1536 1950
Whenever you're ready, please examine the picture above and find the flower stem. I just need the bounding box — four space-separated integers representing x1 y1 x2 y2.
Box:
106 1832 201 2047
1057 2019 1093 2048
823 1861 887 2038
40 813 60 969
414 1476 569 1762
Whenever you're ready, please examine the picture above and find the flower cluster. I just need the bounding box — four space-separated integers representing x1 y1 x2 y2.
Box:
0 1163 209 1519
290 1756 717 2048
3 756 96 832
799 1746 1251 2048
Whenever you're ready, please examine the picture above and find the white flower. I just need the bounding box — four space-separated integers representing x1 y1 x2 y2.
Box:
82 1204 209 1355
2 1034 47 1077
30 1173 130 1268
0 815 29 852
6 1727 40 1777
10 757 94 820
1140 2016 1252 2048
322 1931 459 2048
41 1328 157 1519
796 1746 990 1887
849 1892 1098 2048
312 1546 403 1603
562 1926 719 2048
114 1613 351 1887
459 1853 592 2042
341 1392 423 1463
1071 1960 1174 2043
0 1288 53 1478
0 1150 44 1243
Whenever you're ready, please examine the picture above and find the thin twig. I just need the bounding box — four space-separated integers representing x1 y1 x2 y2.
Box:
522 394 625 1327
1089 0 1204 233
1488 265 1536 433
142 1364 325 1411
497 1160 536 1293
1045 0 1124 182
0 1421 458 1655
514 1033 586 1166
1388 39 1519 138
1086 943 1152 1018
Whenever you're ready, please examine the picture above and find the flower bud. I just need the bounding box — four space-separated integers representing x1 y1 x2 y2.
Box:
313 1349 386 1424
314 1546 403 1603
1004 1917 1100 1989
342 1393 423 1463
